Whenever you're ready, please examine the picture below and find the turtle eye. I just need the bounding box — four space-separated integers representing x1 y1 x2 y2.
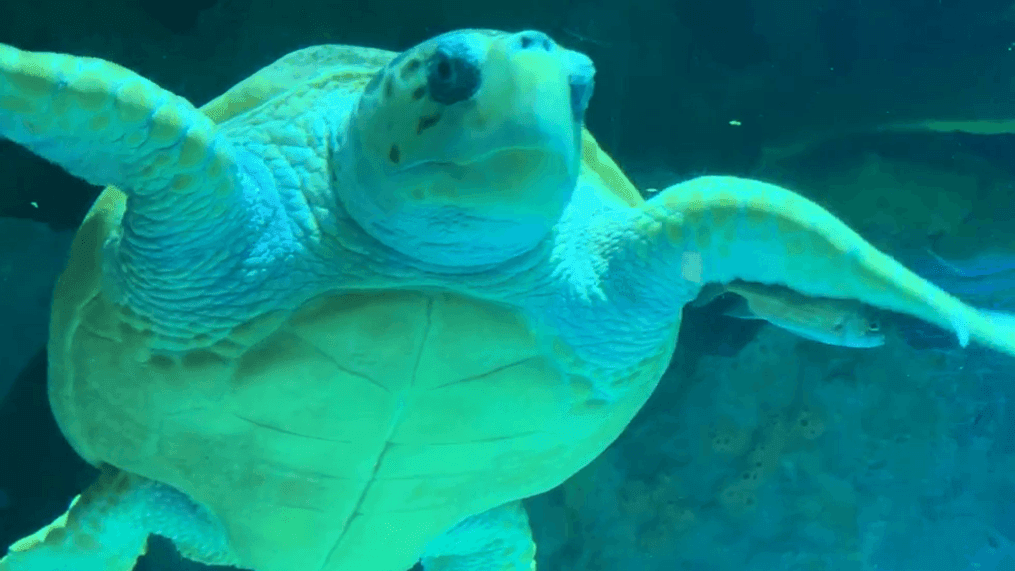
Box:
427 48 481 105
832 320 845 332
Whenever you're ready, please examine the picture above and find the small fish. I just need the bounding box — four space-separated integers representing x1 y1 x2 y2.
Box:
693 281 885 348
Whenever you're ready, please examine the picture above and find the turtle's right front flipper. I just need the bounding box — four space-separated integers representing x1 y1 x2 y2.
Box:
0 43 237 208
0 43 299 336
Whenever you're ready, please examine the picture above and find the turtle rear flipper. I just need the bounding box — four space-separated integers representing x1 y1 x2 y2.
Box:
422 501 536 571
0 468 237 571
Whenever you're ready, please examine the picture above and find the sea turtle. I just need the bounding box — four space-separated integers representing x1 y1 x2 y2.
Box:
1 28 1013 571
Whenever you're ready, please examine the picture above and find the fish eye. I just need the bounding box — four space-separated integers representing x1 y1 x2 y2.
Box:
868 320 881 332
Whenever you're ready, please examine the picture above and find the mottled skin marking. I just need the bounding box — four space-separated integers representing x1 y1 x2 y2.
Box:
417 112 441 134
365 40 427 99
363 71 384 95
400 58 422 79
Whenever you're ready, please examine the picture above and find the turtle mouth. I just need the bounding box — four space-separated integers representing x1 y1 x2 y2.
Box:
432 145 541 168
401 142 566 173
395 150 555 190
390 147 574 209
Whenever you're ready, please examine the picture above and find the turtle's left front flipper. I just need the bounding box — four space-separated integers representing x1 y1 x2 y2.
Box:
0 43 239 207
631 175 1015 358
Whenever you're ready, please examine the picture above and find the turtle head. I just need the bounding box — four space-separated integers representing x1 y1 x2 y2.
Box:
340 29 595 266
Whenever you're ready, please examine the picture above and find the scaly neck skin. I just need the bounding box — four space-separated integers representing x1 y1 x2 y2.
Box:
523 179 693 384
325 172 690 401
